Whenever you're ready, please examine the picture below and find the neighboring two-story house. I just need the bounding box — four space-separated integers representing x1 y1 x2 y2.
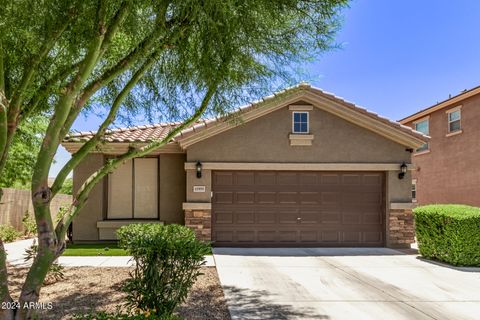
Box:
400 86 480 206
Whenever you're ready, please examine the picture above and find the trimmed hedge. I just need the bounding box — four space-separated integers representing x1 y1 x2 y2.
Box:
414 204 480 266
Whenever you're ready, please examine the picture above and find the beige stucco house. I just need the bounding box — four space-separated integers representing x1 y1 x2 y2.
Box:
62 83 427 248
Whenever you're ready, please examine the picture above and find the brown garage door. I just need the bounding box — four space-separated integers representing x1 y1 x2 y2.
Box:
212 171 385 247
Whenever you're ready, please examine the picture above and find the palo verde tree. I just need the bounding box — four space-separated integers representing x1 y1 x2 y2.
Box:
0 0 347 318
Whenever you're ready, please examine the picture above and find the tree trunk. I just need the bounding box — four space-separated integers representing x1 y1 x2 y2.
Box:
15 191 58 320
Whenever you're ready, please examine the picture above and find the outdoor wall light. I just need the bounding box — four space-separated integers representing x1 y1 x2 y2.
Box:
196 161 202 179
398 162 408 179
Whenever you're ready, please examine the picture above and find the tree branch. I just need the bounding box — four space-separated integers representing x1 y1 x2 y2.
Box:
73 16 167 113
31 2 110 194
0 40 4 94
9 12 74 115
56 81 219 240
51 48 161 195
20 61 82 119
0 240 12 305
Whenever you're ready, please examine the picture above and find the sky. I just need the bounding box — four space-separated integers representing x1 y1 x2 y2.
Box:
49 0 480 177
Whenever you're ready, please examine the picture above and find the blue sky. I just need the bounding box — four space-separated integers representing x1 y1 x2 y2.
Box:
50 0 480 177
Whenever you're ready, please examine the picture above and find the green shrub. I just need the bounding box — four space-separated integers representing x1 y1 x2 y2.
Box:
414 204 480 266
0 224 21 242
22 212 37 236
73 311 182 320
117 224 210 317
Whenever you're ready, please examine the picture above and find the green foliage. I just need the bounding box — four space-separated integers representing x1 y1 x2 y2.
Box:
0 115 48 189
0 224 21 242
24 240 66 284
58 178 73 195
22 212 37 236
73 311 182 320
414 204 480 266
117 224 210 317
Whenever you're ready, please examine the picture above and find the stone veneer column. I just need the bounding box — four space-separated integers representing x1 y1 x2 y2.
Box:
183 203 212 242
388 203 416 248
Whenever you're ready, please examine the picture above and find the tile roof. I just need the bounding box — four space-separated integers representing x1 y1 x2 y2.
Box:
63 83 428 145
64 122 184 143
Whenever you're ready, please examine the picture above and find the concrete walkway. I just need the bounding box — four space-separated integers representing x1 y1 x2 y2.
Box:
5 238 215 267
214 247 480 320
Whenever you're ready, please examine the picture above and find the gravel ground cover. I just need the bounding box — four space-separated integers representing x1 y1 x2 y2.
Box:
8 265 230 320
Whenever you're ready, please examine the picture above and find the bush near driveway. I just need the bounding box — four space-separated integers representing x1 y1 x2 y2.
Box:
414 204 480 266
117 224 210 318
0 224 21 242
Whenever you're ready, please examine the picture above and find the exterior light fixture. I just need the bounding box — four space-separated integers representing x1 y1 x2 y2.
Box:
196 161 202 179
398 162 408 179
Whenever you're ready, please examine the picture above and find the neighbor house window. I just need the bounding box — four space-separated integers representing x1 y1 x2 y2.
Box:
414 118 429 152
447 108 461 133
411 179 417 202
108 158 158 219
292 112 309 133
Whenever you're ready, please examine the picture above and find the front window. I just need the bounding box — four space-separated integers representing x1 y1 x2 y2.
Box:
414 119 429 152
292 112 309 133
108 158 158 219
447 109 461 133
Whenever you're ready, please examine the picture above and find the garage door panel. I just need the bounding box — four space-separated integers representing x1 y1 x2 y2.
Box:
277 172 298 185
214 211 233 224
235 172 255 185
278 231 297 242
300 231 319 242
342 212 361 224
279 211 298 224
278 192 297 204
214 172 234 186
364 231 383 243
255 172 276 185
257 211 276 223
343 231 362 243
364 212 382 224
299 173 317 185
215 192 233 204
320 174 340 185
215 231 234 242
258 231 276 242
212 171 385 247
256 192 276 204
236 210 255 224
236 192 255 204
300 210 319 224
299 192 319 204
322 212 341 224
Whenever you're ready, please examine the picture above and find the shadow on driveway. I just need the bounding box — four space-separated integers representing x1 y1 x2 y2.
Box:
223 285 329 320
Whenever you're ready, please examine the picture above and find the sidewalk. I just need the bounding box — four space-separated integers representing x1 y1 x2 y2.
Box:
4 238 215 267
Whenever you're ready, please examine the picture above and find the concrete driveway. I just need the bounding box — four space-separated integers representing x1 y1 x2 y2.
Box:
213 248 480 320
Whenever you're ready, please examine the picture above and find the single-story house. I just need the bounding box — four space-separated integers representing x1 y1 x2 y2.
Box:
62 83 428 248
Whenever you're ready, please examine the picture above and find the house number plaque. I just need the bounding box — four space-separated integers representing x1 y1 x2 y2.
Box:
193 186 206 193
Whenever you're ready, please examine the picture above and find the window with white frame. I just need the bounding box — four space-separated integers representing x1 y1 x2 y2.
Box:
292 111 309 133
447 109 461 133
414 118 429 152
108 158 158 219
411 179 417 202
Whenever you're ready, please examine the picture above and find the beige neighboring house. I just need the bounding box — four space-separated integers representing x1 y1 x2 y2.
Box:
62 83 427 248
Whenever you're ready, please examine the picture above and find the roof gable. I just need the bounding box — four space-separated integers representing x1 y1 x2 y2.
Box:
176 83 428 149
62 83 428 152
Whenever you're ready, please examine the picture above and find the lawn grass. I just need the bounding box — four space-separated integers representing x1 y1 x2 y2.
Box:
63 243 213 256
62 243 128 256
